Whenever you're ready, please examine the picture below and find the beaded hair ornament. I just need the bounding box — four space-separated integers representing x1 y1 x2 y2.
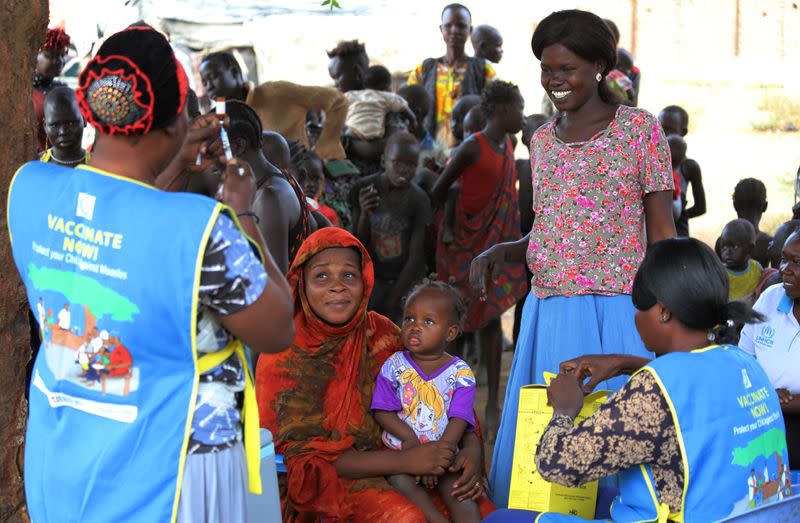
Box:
76 27 188 136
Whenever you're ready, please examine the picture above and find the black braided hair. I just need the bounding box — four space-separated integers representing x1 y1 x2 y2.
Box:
480 80 521 118
226 100 263 151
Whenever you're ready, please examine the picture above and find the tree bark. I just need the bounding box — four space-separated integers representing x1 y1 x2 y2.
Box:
0 1 49 521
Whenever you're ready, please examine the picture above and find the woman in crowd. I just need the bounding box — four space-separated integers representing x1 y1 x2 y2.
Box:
255 228 494 522
10 26 294 523
407 3 494 147
740 230 800 470
470 9 676 506
484 238 788 522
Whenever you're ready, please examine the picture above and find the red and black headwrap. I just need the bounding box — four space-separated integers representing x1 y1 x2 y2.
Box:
76 26 188 136
40 27 71 54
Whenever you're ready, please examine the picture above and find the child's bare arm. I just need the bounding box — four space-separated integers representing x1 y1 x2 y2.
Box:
683 159 706 218
373 410 419 448
439 418 469 446
430 138 480 205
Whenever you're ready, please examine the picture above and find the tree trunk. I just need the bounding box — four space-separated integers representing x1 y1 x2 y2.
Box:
0 1 49 521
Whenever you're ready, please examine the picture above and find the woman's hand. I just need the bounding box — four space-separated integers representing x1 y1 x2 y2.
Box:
402 441 455 476
547 371 584 419
449 434 485 502
559 354 646 393
469 245 506 301
777 388 793 406
179 114 226 173
217 159 256 214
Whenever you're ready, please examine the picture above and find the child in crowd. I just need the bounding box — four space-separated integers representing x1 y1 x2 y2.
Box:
365 64 393 91
658 105 706 236
431 80 528 435
719 219 775 305
667 135 687 221
290 148 341 227
441 105 486 244
449 94 482 149
351 132 432 321
372 280 480 523
471 25 503 64
398 84 448 184
327 40 416 141
733 178 772 268
39 86 89 167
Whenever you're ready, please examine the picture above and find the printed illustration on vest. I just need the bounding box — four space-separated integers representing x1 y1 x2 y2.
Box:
30 264 140 401
732 429 792 511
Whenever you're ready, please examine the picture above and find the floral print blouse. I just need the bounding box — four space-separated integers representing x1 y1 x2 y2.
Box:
527 105 673 298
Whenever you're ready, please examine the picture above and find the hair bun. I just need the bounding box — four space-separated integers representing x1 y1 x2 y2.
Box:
77 54 155 136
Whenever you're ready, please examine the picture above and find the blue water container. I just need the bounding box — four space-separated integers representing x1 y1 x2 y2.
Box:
246 429 282 523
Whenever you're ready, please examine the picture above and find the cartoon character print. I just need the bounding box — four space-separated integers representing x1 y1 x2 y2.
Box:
400 368 445 438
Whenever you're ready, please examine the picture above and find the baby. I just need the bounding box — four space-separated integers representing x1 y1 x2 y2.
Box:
719 219 775 305
372 280 480 523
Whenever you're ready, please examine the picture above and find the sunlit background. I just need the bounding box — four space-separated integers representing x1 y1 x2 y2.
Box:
49 0 800 244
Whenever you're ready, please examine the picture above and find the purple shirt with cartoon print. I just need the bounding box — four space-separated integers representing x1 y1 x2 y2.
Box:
371 351 476 449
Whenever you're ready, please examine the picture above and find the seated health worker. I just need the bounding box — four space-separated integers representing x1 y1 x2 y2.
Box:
484 238 790 523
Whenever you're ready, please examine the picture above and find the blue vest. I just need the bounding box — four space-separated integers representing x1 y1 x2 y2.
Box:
538 345 790 523
8 161 227 523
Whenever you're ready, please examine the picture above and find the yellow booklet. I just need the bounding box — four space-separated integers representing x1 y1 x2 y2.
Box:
508 372 610 518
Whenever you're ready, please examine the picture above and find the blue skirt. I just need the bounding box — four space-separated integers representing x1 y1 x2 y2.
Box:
488 292 651 508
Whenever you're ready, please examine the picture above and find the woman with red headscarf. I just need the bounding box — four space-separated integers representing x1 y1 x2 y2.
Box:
256 227 494 522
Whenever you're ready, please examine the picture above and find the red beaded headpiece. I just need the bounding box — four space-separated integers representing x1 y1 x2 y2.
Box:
76 26 189 136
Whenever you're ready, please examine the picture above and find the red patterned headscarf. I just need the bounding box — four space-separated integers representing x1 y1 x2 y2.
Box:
255 228 407 521
76 26 188 136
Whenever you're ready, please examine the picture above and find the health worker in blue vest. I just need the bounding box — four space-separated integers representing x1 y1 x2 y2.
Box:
7 26 295 523
484 238 791 523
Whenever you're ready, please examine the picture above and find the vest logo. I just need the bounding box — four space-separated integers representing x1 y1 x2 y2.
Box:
742 369 753 389
755 326 775 348
76 192 96 221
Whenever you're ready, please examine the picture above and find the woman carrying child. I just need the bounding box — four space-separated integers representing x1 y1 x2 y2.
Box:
431 80 529 440
484 238 789 522
255 228 494 522
470 10 676 507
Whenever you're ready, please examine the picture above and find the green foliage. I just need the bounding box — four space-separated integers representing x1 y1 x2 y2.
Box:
751 89 800 132
321 0 342 10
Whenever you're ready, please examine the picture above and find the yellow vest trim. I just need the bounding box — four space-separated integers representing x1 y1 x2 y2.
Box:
197 340 262 495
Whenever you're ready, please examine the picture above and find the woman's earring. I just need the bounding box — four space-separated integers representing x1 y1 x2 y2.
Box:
595 72 602 82
659 313 669 323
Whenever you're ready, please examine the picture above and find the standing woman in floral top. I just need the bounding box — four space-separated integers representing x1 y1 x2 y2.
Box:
470 10 676 507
